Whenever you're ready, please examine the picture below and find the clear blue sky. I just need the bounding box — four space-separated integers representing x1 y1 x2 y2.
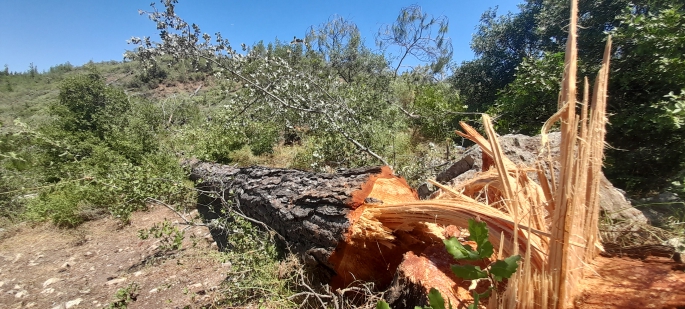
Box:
0 0 522 73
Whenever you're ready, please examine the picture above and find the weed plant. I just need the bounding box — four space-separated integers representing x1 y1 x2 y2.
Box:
216 213 298 308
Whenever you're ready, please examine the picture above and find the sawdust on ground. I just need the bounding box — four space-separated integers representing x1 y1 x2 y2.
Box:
573 256 685 309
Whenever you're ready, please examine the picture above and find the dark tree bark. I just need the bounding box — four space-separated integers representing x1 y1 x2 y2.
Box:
189 161 385 275
188 161 460 302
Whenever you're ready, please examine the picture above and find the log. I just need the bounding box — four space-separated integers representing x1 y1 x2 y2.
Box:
188 161 423 288
188 160 513 307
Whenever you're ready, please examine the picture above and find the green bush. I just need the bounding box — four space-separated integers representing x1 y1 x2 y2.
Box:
292 132 379 171
9 68 193 227
129 62 168 89
489 52 565 135
48 62 74 75
51 68 131 138
24 181 109 228
218 213 297 307
605 5 685 194
245 121 280 156
183 121 248 164
412 83 464 141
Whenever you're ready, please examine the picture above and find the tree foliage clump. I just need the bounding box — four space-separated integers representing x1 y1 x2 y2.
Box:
604 4 685 193
3 68 191 227
489 52 565 134
377 5 453 77
128 0 451 169
450 1 541 112
451 0 685 194
307 16 388 83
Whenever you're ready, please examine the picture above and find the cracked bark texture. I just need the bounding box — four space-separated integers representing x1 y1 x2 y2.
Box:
188 161 383 274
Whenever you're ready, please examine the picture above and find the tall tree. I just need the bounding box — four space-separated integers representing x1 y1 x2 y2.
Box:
306 16 387 83
461 0 685 193
534 0 669 65
376 5 453 77
450 1 542 112
604 3 685 193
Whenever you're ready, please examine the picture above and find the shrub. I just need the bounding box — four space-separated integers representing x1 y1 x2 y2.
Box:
48 62 74 75
378 219 521 309
412 83 465 141
51 68 131 138
488 52 565 135
24 181 108 228
14 68 192 226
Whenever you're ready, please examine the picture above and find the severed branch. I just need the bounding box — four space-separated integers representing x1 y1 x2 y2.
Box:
146 197 191 224
132 3 391 167
189 83 203 97
387 99 421 119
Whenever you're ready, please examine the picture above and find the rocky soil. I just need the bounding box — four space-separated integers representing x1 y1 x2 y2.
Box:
0 205 229 309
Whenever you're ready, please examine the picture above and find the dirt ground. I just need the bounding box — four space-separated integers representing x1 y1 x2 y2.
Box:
573 256 685 309
0 205 230 309
1 204 685 309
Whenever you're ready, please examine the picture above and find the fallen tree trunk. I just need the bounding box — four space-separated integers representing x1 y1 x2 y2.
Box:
188 162 423 288
188 157 545 307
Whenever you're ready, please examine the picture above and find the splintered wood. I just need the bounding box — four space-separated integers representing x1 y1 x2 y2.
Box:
191 0 613 306
346 0 611 307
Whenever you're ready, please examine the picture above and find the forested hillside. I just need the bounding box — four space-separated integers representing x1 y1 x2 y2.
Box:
1 0 684 307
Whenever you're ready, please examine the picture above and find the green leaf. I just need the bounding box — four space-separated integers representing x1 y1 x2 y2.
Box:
427 288 446 309
477 240 494 259
467 219 494 259
443 237 481 260
489 255 521 281
376 300 390 309
443 237 472 260
450 265 488 280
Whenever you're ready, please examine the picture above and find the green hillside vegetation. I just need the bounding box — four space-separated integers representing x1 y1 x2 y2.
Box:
2 0 683 233
1 0 684 306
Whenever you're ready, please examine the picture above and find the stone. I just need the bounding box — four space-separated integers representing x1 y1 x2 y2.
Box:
634 192 684 226
425 132 649 224
65 298 82 308
41 288 55 294
43 277 61 288
665 237 685 255
105 277 126 286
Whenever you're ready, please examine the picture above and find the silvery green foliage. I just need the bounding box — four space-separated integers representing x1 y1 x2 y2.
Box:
306 16 388 83
376 5 453 77
127 0 390 165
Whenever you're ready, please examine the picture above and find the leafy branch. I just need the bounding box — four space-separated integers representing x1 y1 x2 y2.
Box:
127 0 389 166
445 219 520 309
378 219 520 309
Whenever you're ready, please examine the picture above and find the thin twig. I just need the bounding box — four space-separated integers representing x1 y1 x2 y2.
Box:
146 198 191 225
